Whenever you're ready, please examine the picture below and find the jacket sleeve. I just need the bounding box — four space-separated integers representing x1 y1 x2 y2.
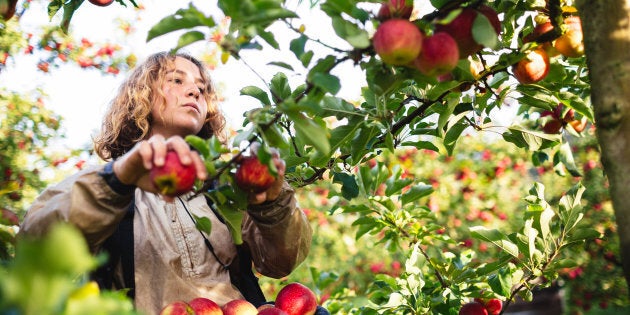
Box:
241 182 313 278
19 163 134 253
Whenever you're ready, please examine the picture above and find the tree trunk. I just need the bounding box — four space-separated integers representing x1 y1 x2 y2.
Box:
576 0 630 292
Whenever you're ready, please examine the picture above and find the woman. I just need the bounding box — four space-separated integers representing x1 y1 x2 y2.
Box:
19 52 313 314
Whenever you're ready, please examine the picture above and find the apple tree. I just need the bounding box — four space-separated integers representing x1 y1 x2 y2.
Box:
4 0 629 314
138 0 614 313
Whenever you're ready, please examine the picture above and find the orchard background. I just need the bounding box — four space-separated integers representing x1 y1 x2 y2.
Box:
1 0 630 314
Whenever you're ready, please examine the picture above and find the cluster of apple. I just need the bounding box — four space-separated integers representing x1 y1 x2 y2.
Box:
149 150 277 198
458 298 502 315
539 103 587 134
371 0 500 77
513 15 585 85
159 282 325 315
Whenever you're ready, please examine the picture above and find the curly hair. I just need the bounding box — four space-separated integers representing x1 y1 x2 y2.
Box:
93 51 226 160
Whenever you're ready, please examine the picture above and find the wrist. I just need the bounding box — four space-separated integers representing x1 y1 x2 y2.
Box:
99 161 136 195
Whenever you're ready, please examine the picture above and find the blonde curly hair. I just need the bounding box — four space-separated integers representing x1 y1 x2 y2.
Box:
93 51 226 160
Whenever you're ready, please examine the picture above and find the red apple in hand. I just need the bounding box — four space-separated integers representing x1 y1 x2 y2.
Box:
235 154 276 193
88 0 114 6
377 0 413 21
413 32 460 77
372 19 423 66
222 299 257 315
159 301 195 315
459 302 488 315
275 282 318 315
188 297 223 315
150 150 197 197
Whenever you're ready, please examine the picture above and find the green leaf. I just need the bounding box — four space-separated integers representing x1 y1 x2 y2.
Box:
285 112 330 155
270 72 292 103
470 226 520 258
400 140 440 152
311 72 341 95
332 172 360 200
192 215 212 235
185 135 210 158
443 119 468 155
268 61 294 71
400 184 433 206
557 142 582 177
502 125 561 151
147 3 216 42
240 86 271 106
488 268 513 297
173 31 206 53
472 13 499 50
331 16 370 48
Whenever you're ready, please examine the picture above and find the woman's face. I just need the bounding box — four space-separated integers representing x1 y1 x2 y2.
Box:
150 56 209 138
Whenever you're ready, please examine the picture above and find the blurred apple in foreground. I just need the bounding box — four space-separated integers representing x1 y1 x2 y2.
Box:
188 297 223 315
222 299 257 315
159 301 195 315
275 282 318 315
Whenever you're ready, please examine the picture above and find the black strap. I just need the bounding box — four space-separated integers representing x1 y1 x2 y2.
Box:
91 201 135 299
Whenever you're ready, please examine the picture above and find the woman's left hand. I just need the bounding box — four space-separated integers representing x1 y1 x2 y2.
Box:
247 143 286 205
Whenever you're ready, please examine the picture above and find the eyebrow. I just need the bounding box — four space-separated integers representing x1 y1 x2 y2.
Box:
165 69 205 84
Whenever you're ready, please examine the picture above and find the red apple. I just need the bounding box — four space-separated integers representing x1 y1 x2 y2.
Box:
275 282 318 315
234 154 276 193
413 32 460 77
150 150 197 197
221 299 257 315
258 307 289 315
554 16 584 58
512 48 550 84
88 0 114 6
474 298 502 315
188 297 223 315
159 301 195 315
377 0 413 21
459 302 489 315
372 19 423 66
435 5 501 58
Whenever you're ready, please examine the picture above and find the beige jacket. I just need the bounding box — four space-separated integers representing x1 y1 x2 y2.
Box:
20 164 312 314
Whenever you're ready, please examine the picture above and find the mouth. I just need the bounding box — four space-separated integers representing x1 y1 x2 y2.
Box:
182 102 200 113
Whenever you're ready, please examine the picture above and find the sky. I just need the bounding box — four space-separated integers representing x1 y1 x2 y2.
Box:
1 0 366 150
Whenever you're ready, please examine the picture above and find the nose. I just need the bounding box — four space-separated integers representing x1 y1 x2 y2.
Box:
186 86 200 99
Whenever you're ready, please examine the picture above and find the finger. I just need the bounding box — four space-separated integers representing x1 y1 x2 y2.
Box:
273 157 286 177
167 136 193 165
148 135 168 166
137 141 155 170
190 151 208 181
248 192 267 205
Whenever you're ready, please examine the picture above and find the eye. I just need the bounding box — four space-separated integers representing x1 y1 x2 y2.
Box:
198 87 206 94
174 78 182 84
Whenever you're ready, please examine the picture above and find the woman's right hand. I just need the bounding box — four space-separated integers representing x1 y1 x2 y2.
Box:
112 134 207 201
